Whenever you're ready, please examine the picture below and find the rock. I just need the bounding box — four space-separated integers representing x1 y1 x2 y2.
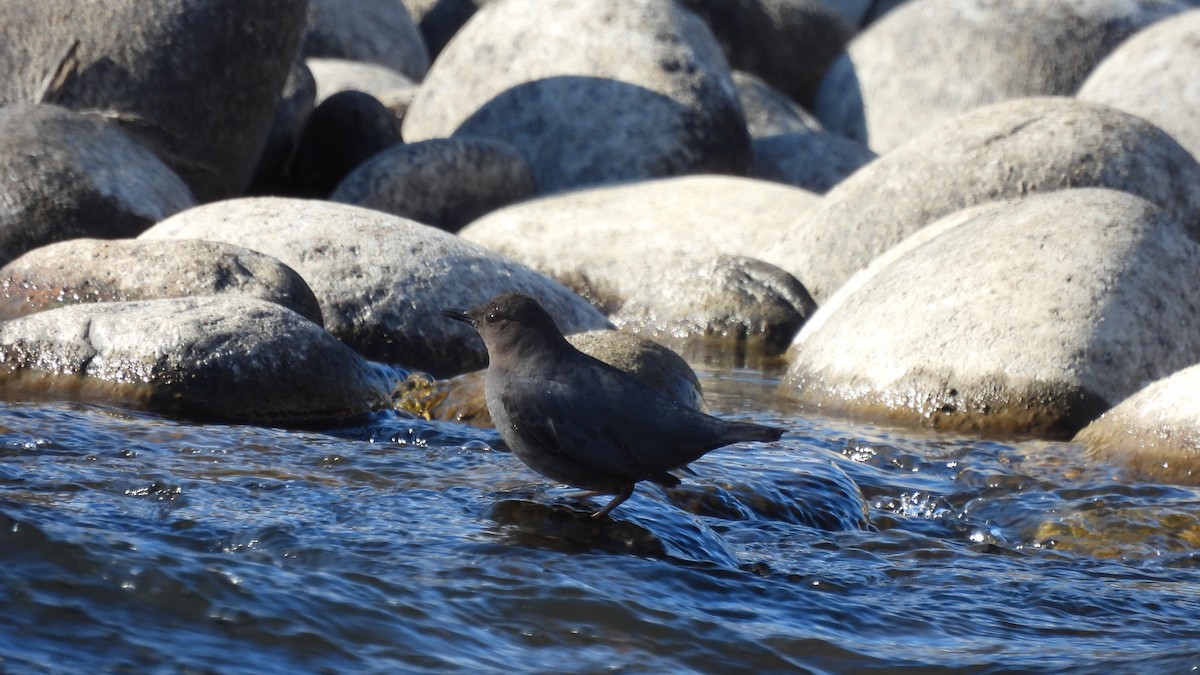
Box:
813 0 1188 152
287 90 403 198
611 255 816 355
140 198 610 376
820 0 909 29
1075 364 1200 485
780 189 1200 439
752 131 877 193
734 70 820 139
0 296 393 424
403 0 487 58
306 57 416 105
0 0 309 201
248 60 317 195
461 175 818 313
682 0 851 107
0 238 323 325
1077 9 1200 163
402 0 751 193
0 104 195 265
302 0 430 82
401 329 705 426
330 138 536 231
762 97 1200 301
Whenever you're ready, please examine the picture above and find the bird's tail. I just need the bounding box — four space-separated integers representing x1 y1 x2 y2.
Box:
723 420 784 444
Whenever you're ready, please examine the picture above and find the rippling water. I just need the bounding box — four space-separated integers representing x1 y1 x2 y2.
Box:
2 363 1199 673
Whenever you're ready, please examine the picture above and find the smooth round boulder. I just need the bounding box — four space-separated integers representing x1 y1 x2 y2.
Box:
402 0 751 193
140 198 610 376
0 238 323 325
781 189 1200 439
302 0 430 82
331 138 536 231
1075 364 1200 485
286 90 403 198
0 296 392 424
403 0 487 58
0 104 195 265
762 97 1200 301
813 0 1188 152
752 131 877 193
0 0 309 201
459 175 820 314
306 58 416 105
1077 9 1200 163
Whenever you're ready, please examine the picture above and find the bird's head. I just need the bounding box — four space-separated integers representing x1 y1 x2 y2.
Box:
441 292 569 359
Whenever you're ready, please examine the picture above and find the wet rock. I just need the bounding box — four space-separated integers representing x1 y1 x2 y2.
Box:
752 131 877 194
287 90 403 198
1077 9 1200 163
402 0 751 193
460 175 819 313
813 0 1188 152
734 71 820 139
1075 364 1200 485
0 0 309 201
302 0 430 82
612 256 816 356
681 0 851 107
780 189 1200 439
140 198 610 376
0 296 392 424
0 104 195 265
0 238 323 325
306 58 416 106
403 0 487 59
402 329 706 426
331 138 536 231
762 97 1200 301
248 61 317 195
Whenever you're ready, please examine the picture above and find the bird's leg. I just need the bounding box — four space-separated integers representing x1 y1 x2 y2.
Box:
590 484 634 519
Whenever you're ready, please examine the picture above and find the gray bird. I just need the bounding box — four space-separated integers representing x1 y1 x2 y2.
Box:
442 292 784 518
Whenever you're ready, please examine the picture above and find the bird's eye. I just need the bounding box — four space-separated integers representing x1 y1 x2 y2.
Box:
485 311 498 324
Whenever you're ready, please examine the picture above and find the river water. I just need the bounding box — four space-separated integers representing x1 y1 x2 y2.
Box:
1 358 1198 673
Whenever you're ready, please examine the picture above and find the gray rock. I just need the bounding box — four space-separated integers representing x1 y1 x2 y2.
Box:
762 97 1200 301
402 0 751 193
140 198 610 376
0 238 323 326
781 189 1200 439
752 130 877 193
1075 363 1200 485
302 0 430 82
249 60 317 195
1077 9 1200 163
813 0 1188 152
612 256 816 356
287 90 403 198
331 138 536 231
0 104 195 265
734 71 820 139
403 0 488 58
306 57 416 105
0 0 309 201
0 296 392 423
459 175 820 313
819 0 910 29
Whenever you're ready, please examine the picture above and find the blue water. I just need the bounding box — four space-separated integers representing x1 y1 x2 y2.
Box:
1 366 1199 673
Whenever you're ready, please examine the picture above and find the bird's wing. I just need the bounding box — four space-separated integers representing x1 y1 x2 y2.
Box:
499 377 644 478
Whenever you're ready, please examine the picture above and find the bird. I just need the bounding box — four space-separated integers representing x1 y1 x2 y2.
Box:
441 292 784 518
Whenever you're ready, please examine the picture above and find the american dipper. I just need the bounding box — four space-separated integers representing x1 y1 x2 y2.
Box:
442 292 784 518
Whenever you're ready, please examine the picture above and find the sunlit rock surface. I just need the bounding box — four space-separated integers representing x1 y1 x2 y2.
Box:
0 297 391 423
781 189 1200 439
141 198 609 376
402 0 750 193
813 0 1188 152
301 0 430 82
306 58 416 106
762 97 1200 302
1076 364 1200 485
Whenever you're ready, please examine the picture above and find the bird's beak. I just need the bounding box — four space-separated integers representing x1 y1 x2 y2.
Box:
440 308 475 326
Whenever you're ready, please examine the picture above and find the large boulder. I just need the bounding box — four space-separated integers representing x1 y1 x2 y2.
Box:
1077 9 1200 163
140 198 609 376
0 104 195 265
762 97 1200 301
301 0 430 82
0 238 323 325
0 296 392 424
0 0 309 201
402 0 751 193
781 189 1200 439
813 0 1188 152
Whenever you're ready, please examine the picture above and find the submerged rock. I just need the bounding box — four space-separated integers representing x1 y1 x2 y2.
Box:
0 238 322 325
402 0 750 193
0 296 392 424
140 198 609 376
0 104 195 265
781 189 1200 439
